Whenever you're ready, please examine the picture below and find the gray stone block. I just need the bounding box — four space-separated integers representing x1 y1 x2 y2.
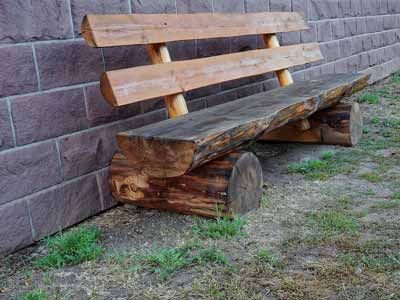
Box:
12 88 88 145
365 16 382 33
169 40 197 61
361 0 379 15
0 0 72 44
383 15 398 30
244 0 269 12
344 19 358 36
351 36 364 55
0 200 33 255
350 0 362 16
0 99 14 152
97 168 118 211
0 45 37 97
206 89 238 107
379 0 389 14
71 0 130 36
236 82 263 99
213 0 245 12
269 0 291 12
331 20 346 39
334 59 349 73
338 0 352 17
362 35 373 51
292 0 308 18
0 142 62 205
300 22 317 43
29 175 102 240
316 21 332 42
320 62 335 74
176 0 212 13
58 124 120 180
320 41 340 62
388 0 400 13
281 32 301 46
103 45 150 71
35 40 103 90
309 0 339 20
188 98 207 112
132 0 176 13
118 109 167 132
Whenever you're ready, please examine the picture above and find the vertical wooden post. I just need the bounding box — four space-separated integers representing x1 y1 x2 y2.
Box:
147 43 188 118
263 34 294 86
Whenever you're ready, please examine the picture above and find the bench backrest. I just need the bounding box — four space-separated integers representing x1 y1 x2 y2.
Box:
82 12 323 118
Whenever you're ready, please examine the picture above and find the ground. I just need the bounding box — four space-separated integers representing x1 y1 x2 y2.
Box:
1 73 400 300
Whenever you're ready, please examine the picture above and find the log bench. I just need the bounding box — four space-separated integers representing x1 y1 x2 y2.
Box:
82 12 369 218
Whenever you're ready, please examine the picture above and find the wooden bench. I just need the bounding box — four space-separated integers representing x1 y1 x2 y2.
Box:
82 12 369 218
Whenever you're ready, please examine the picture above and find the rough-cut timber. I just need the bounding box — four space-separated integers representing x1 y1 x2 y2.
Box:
81 12 308 47
110 151 263 218
101 43 322 106
117 73 370 178
260 102 363 146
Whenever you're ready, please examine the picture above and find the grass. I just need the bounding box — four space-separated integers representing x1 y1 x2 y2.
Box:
392 71 400 84
307 211 359 235
35 226 104 270
20 289 48 300
371 198 400 210
192 216 246 239
358 171 382 183
194 247 228 265
255 249 282 268
358 93 380 104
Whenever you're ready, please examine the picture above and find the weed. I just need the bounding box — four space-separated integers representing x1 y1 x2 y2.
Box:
194 247 228 265
371 116 381 124
358 93 380 104
308 211 359 235
371 199 400 210
358 172 382 183
192 216 246 239
35 226 103 269
383 118 400 129
261 192 271 207
255 249 282 268
20 289 48 300
392 71 400 84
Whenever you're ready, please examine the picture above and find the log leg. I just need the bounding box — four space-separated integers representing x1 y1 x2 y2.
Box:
260 102 363 147
110 151 263 218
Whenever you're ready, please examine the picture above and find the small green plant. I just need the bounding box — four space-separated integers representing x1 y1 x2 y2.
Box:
371 116 381 124
194 247 228 265
371 199 400 210
20 289 48 300
35 226 104 269
261 192 271 207
359 172 382 183
308 211 359 235
392 71 400 84
255 249 282 268
192 216 246 239
358 93 380 104
383 118 400 129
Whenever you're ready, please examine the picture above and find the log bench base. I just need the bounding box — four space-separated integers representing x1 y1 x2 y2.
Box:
260 102 362 146
110 151 263 218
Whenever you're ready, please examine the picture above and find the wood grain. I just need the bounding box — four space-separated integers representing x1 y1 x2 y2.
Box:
261 103 363 146
101 43 322 106
82 12 309 47
147 43 188 118
117 73 370 178
110 151 263 218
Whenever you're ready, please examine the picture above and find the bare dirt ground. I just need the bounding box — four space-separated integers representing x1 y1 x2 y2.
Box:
1 73 400 300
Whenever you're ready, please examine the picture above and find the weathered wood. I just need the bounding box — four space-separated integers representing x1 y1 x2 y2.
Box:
260 102 363 146
147 43 188 118
110 151 263 218
101 43 322 106
82 12 309 47
263 34 294 86
117 73 370 178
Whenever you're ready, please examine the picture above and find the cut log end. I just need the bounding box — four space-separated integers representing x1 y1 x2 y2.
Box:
110 151 263 218
260 102 363 147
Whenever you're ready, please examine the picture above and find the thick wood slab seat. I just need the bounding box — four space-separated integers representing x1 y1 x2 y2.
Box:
117 73 370 178
82 12 308 47
261 102 363 146
101 43 322 106
110 151 263 218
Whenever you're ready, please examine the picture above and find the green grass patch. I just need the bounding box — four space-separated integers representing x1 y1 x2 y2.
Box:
192 216 246 239
35 226 104 270
193 247 228 265
371 199 400 210
20 289 48 300
307 211 359 235
287 151 356 180
255 249 282 268
383 118 400 129
261 192 271 207
392 71 400 84
358 93 380 104
358 171 382 183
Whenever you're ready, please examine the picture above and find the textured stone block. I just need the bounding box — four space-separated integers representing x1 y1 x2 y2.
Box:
269 0 291 12
362 36 373 51
0 45 37 97
365 16 382 33
338 0 352 17
213 0 245 12
301 22 317 43
320 41 340 62
35 40 103 90
119 109 167 132
0 142 62 205
350 0 362 16
103 45 150 71
197 38 231 58
331 20 346 39
58 124 120 180
169 40 197 61
71 0 130 35
356 18 367 35
236 83 263 99
347 54 362 71
379 0 389 14
0 200 33 255
361 0 379 15
334 59 349 73
12 88 88 145
206 89 238 107
97 168 118 211
321 62 335 74
383 15 398 30
29 175 102 240
351 36 364 55
0 0 72 44
176 0 212 13
359 52 370 69
388 0 400 13
187 98 207 112
132 0 176 13
368 50 379 66
281 32 301 45
85 84 141 127
244 0 269 12
316 21 332 42
186 84 222 100
309 0 339 20
292 0 308 18
344 19 358 36
0 99 14 151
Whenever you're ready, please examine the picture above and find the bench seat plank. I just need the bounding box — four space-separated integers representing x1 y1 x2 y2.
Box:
82 12 308 47
101 43 322 106
117 73 369 178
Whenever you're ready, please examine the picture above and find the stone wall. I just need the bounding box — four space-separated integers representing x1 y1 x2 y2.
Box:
0 0 399 255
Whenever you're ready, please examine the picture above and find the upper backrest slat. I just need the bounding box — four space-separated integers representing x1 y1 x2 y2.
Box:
82 12 308 47
101 43 322 107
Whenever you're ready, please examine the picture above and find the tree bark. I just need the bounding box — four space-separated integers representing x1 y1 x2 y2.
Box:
110 151 263 218
260 102 363 146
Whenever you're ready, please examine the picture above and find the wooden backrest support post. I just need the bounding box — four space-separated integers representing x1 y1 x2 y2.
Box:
147 43 188 118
